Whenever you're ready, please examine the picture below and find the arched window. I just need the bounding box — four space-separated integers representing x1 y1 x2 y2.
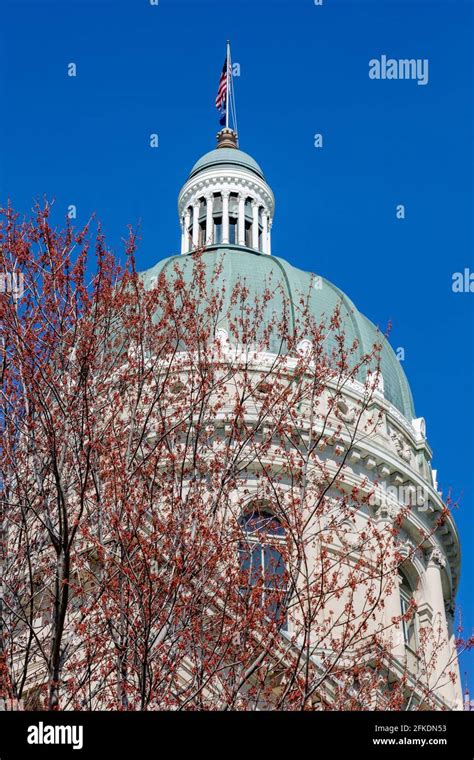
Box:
399 570 417 650
238 509 288 630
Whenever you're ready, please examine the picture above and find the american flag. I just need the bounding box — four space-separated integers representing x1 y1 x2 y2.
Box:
215 57 228 111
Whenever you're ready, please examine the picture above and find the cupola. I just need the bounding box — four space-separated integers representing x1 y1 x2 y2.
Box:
177 128 275 255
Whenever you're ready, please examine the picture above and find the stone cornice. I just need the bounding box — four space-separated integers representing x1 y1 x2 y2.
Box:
178 167 275 218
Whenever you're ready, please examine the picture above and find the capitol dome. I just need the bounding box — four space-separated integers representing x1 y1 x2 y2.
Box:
139 127 462 711
143 126 415 422
141 248 415 421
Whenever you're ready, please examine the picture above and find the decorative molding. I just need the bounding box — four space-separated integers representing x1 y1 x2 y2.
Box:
373 502 400 523
335 401 356 425
338 520 361 548
367 369 385 396
427 546 447 568
178 169 275 218
365 455 377 470
412 417 426 441
390 430 412 464
214 328 230 347
391 471 404 487
417 601 434 626
398 538 416 559
387 403 417 439
296 339 312 358
349 448 362 464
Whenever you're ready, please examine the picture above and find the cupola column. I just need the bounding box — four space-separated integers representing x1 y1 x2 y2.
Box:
237 194 246 246
177 130 275 255
268 219 272 255
183 209 191 253
222 191 230 244
261 211 269 254
180 217 186 254
192 202 200 249
206 193 214 246
251 200 260 250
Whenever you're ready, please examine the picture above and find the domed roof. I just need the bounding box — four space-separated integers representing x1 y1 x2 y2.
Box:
140 248 415 420
188 148 265 180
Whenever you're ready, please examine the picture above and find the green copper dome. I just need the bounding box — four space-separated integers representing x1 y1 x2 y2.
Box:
140 247 415 421
188 148 265 180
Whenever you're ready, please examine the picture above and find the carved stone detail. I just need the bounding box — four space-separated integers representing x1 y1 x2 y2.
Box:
391 430 412 464
427 546 446 568
179 173 274 218
335 401 356 425
373 503 400 523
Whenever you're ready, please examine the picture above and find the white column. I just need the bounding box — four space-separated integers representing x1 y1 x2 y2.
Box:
384 569 406 660
222 191 230 244
426 548 453 695
206 193 214 246
251 200 260 250
183 209 191 254
261 211 269 254
426 549 446 621
237 194 246 246
267 219 272 255
192 202 199 249
375 506 405 660
445 603 463 707
180 217 186 254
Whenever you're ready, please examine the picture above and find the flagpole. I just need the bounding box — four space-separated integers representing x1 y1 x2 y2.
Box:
230 48 238 144
225 40 230 130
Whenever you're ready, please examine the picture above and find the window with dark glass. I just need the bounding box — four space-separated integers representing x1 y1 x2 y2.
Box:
214 217 222 244
399 570 417 649
229 216 237 244
197 222 206 247
239 510 288 630
244 220 252 247
187 207 193 237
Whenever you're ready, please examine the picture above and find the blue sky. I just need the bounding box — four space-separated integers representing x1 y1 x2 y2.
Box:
2 0 473 690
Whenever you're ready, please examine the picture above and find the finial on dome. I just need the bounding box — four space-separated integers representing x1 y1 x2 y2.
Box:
216 128 238 149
